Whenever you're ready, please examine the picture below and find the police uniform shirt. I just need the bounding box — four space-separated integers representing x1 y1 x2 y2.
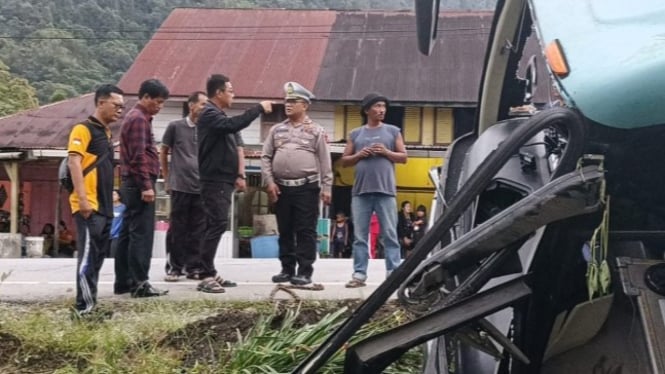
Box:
261 116 333 193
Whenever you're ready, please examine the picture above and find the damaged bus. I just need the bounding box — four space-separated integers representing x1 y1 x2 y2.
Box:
295 0 665 373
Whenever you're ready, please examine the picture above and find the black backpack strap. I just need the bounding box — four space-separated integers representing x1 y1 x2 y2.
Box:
82 151 109 177
80 120 111 177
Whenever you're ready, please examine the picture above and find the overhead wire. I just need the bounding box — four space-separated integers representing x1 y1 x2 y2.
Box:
0 24 490 41
33 23 487 32
0 28 491 41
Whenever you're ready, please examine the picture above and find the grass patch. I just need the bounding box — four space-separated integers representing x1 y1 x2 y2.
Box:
220 305 421 373
0 299 421 373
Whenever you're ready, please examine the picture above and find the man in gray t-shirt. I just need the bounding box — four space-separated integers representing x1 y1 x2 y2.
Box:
160 91 208 281
340 93 407 287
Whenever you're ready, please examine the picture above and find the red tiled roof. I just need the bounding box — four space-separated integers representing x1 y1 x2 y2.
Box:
118 8 337 99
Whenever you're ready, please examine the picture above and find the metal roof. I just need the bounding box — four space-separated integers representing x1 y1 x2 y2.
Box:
118 8 337 99
118 8 495 104
0 9 555 150
0 94 134 150
315 11 494 104
0 94 94 150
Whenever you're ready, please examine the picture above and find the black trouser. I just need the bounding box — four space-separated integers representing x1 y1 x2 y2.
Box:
274 182 320 277
74 212 111 313
199 181 234 279
165 190 205 275
108 238 118 258
115 178 156 290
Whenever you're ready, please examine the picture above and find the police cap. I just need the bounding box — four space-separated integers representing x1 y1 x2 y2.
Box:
284 81 315 103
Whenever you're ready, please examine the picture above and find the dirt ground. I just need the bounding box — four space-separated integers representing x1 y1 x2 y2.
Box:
161 299 401 369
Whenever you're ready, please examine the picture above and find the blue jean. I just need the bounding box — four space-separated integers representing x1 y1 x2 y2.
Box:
351 193 401 281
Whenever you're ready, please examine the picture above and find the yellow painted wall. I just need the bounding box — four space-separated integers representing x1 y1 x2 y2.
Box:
396 157 441 210
333 158 355 187
395 157 441 188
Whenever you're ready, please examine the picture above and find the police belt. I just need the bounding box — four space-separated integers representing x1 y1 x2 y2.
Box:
276 175 319 187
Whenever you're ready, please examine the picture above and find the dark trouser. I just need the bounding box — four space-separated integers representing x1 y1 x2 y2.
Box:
59 244 76 257
199 181 234 279
108 238 118 258
274 182 320 278
115 178 156 290
332 240 345 258
165 190 205 275
74 212 111 313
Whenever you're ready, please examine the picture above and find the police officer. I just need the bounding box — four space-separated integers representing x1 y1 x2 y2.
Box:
261 82 333 286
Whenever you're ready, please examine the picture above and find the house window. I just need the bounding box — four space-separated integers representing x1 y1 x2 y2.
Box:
435 108 454 145
260 104 286 142
334 106 346 142
337 105 435 144
345 105 363 136
338 105 407 135
403 107 422 144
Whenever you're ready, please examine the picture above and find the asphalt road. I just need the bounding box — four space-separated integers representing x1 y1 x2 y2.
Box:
0 258 394 303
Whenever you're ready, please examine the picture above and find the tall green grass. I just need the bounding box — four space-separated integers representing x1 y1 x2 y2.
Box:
0 299 422 373
219 305 421 373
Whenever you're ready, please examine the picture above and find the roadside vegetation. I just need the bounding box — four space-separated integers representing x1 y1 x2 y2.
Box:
0 298 421 373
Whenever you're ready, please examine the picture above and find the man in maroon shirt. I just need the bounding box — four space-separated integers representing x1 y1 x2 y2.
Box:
114 79 170 298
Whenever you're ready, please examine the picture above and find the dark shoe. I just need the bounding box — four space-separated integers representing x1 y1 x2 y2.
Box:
290 275 312 286
113 283 136 295
186 272 202 280
272 272 293 283
131 282 168 298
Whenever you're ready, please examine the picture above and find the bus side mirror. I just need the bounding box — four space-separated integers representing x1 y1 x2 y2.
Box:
415 0 440 55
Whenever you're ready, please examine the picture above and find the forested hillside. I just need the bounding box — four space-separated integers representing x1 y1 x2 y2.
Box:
0 0 496 115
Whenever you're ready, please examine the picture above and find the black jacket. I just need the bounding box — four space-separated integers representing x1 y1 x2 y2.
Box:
197 101 263 184
397 211 414 240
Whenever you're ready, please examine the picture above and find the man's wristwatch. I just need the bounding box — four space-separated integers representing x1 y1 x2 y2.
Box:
237 174 246 180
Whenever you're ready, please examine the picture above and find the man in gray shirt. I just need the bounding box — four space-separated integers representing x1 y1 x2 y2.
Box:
340 93 407 288
160 91 207 281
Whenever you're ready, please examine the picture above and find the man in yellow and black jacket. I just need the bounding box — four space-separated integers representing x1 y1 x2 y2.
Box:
67 84 124 317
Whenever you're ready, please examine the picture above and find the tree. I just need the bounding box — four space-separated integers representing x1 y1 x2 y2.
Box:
0 0 497 106
0 61 39 117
